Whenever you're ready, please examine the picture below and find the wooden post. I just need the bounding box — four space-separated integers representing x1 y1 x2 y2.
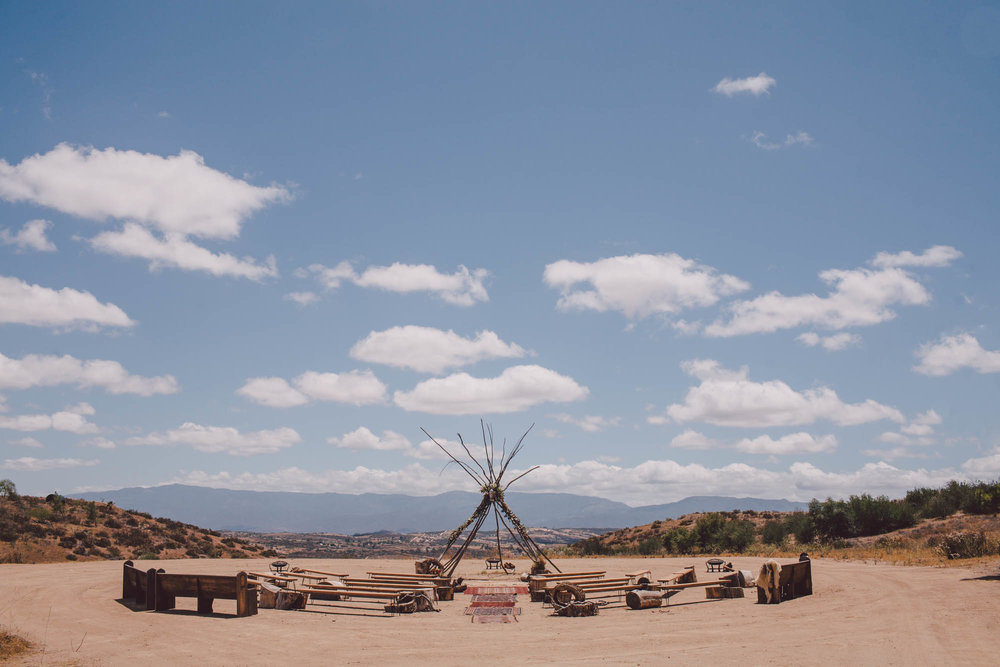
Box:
122 561 135 601
236 572 257 617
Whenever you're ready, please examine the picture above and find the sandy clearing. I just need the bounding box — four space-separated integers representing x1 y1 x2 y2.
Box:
1 556 998 665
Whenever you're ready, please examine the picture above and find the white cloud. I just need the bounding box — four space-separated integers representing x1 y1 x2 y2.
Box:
901 409 942 436
796 332 861 351
876 432 934 447
705 248 956 337
236 377 308 408
875 409 942 449
861 446 930 461
914 333 1000 376
403 441 449 460
751 131 814 150
124 423 301 456
961 447 1000 479
662 359 903 427
551 413 620 433
668 429 720 450
79 436 116 449
328 427 412 452
284 291 319 306
325 430 452 462
0 402 98 435
0 275 134 330
0 352 178 395
165 456 983 506
90 223 278 281
305 261 489 306
8 436 44 448
712 73 776 97
0 143 290 239
394 364 589 415
0 219 56 251
735 432 838 455
543 253 749 320
350 326 526 374
871 245 963 269
295 370 388 405
1 456 98 471
238 370 387 407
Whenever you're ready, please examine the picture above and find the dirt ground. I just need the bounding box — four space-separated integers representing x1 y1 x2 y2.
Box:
1 556 998 665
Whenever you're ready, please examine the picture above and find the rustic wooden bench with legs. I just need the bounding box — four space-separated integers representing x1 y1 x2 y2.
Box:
757 555 813 604
121 560 159 609
153 571 257 617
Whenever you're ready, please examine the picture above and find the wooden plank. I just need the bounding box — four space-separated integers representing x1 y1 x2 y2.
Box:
530 570 605 580
284 571 329 581
300 587 405 600
247 572 297 583
652 576 737 591
296 568 350 578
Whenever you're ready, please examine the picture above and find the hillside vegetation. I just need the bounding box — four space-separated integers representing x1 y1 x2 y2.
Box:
0 481 270 564
567 480 1000 565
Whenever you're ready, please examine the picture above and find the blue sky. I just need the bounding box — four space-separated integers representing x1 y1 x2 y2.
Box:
1 1 999 504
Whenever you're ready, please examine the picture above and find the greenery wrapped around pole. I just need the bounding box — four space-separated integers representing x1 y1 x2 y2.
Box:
421 421 561 578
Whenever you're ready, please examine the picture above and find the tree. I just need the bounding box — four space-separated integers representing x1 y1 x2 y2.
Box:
0 479 16 499
86 501 98 525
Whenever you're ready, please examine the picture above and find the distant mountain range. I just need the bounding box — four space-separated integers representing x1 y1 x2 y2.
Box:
74 485 807 534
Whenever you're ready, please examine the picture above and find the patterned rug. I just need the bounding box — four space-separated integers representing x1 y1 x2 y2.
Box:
471 614 515 623
464 586 529 595
466 585 525 623
465 606 521 616
471 594 518 602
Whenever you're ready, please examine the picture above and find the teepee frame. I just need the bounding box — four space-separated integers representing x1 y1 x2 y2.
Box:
421 421 561 578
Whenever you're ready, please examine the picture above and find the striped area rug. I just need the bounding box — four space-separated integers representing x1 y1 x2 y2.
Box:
466 585 526 623
464 586 529 595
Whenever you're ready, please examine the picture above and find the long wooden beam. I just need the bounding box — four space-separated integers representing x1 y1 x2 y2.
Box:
530 570 605 580
295 568 350 578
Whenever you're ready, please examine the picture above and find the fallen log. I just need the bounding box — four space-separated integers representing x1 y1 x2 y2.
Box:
625 590 662 609
705 586 745 599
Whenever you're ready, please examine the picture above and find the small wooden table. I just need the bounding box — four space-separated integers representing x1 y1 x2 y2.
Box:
485 558 502 570
706 558 727 572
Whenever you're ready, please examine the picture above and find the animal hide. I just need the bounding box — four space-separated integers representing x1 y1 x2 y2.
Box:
757 560 782 603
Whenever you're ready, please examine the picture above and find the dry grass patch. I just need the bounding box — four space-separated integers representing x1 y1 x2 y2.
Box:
0 627 31 660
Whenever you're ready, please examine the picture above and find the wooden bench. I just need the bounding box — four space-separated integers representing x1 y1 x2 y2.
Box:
153 571 257 617
757 557 812 604
122 560 158 609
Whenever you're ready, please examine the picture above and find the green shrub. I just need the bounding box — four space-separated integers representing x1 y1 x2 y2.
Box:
29 507 53 522
761 520 786 545
938 532 998 559
784 512 815 544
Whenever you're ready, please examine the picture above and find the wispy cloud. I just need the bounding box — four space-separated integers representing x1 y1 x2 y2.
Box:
751 130 814 150
0 219 56 252
304 261 489 306
712 72 776 97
